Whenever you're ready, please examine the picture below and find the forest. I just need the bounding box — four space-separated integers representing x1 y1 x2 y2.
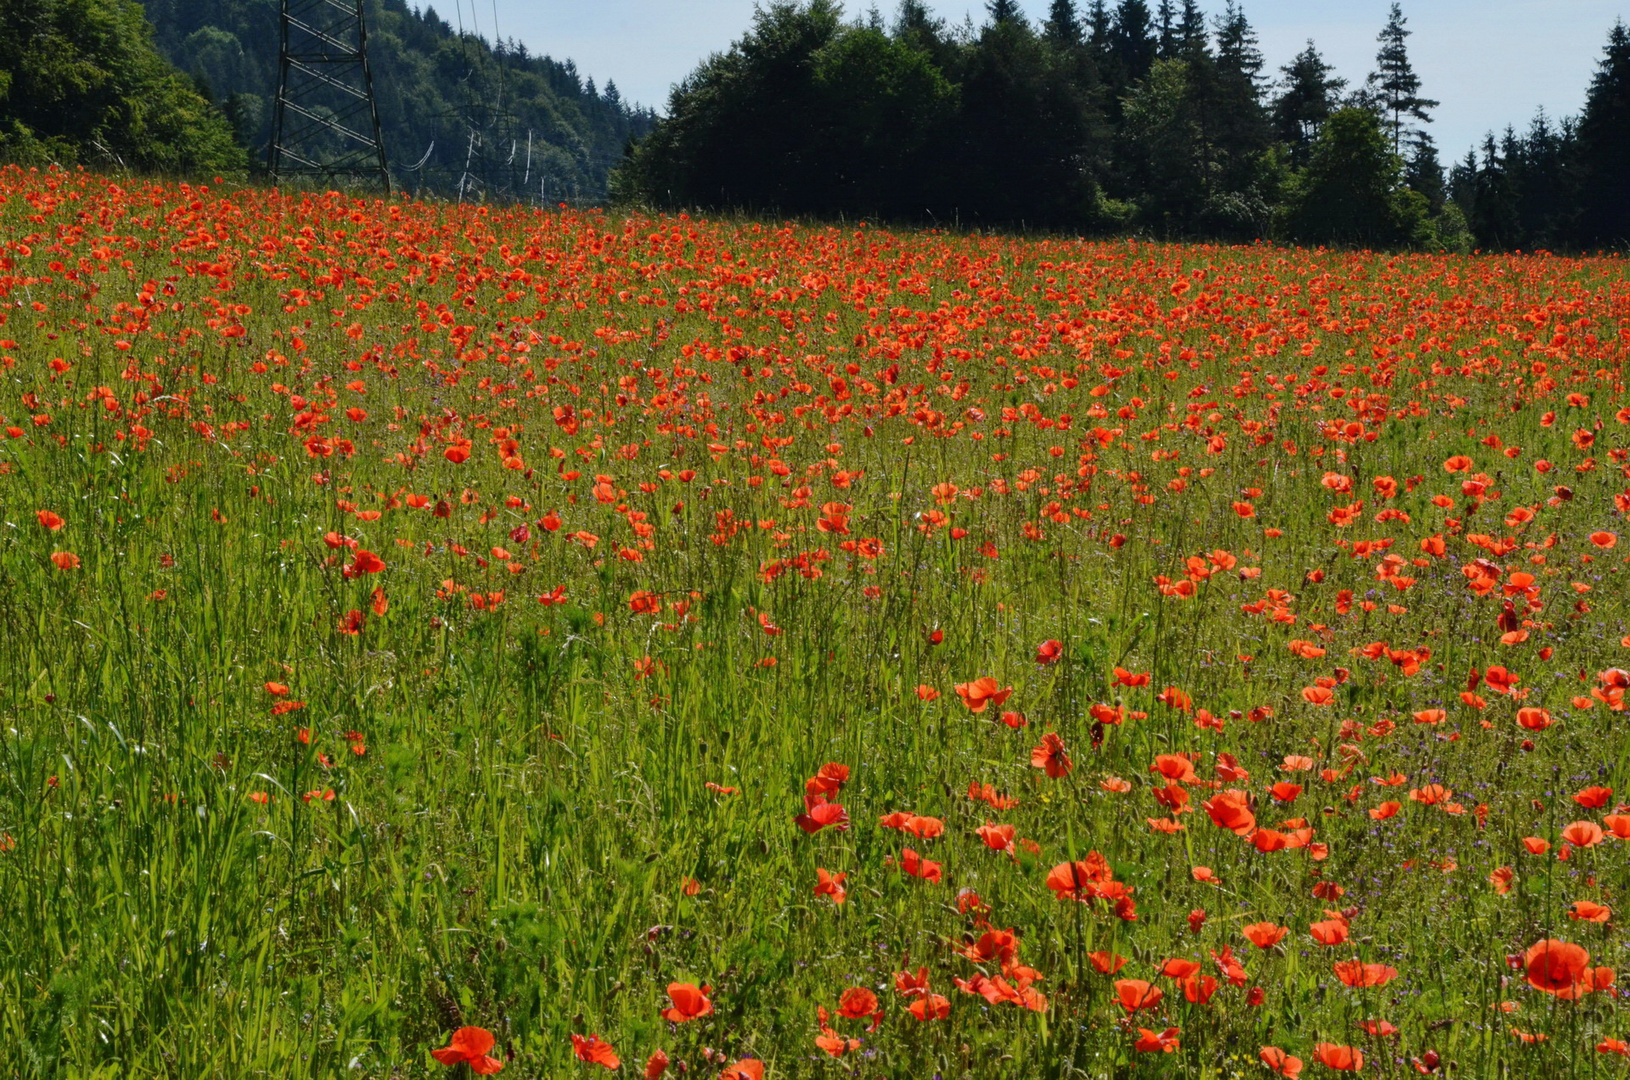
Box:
618 0 1630 251
0 0 655 202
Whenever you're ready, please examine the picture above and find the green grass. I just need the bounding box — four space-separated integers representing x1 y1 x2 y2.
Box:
0 168 1627 1078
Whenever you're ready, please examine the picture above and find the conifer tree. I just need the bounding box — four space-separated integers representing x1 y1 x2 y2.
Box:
1045 0 1084 47
987 0 1024 25
1574 21 1630 245
1110 0 1157 86
1273 42 1346 167
1367 3 1437 154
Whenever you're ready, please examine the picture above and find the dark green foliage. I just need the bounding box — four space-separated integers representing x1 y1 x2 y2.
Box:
1575 21 1630 246
1280 106 1430 247
136 0 654 200
0 0 245 173
1272 41 1345 167
615 1 1625 251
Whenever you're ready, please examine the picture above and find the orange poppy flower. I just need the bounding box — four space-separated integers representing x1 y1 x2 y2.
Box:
570 1034 619 1070
1523 939 1590 994
1113 979 1163 1013
907 994 949 1021
661 982 714 1022
35 510 64 530
1561 821 1605 848
1313 1043 1363 1071
644 1049 670 1078
977 822 1016 852
50 551 80 571
1590 531 1618 548
805 762 850 797
794 795 849 834
1301 685 1335 706
813 868 847 905
1259 1046 1303 1078
1243 922 1288 949
1569 900 1611 923
954 676 1013 713
1522 836 1551 855
720 1059 764 1080
1309 919 1349 946
1134 1026 1181 1053
1030 732 1073 778
431 1027 504 1074
1202 790 1255 834
838 986 879 1020
1088 950 1128 974
1035 639 1063 664
1573 786 1612 809
1333 960 1397 987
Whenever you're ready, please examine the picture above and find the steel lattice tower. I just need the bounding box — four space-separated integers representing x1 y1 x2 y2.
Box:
267 0 391 192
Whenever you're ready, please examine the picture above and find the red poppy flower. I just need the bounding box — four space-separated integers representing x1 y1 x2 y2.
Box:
1333 960 1398 987
1030 732 1073 778
1313 1043 1363 1071
795 794 849 834
1259 1046 1303 1078
1243 922 1287 949
1134 1026 1181 1053
954 676 1013 713
813 867 847 905
838 986 879 1020
1113 979 1163 1012
644 1050 670 1078
661 982 714 1021
36 510 64 530
1202 790 1255 835
1035 639 1063 664
431 1026 504 1074
570 1034 619 1070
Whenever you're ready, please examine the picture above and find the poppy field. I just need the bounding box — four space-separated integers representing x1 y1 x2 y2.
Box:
3 168 1630 1079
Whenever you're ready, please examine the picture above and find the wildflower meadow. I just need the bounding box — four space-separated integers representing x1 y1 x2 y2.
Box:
1 167 1628 1079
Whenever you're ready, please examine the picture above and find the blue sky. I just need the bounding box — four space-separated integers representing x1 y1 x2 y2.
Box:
464 1 1625 160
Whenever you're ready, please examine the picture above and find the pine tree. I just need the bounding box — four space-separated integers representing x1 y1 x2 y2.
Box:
1367 3 1438 154
987 0 1024 25
1574 21 1630 246
1044 0 1084 47
1273 41 1346 167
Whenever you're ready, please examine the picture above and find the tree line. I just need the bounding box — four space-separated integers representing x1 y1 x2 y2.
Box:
615 0 1630 251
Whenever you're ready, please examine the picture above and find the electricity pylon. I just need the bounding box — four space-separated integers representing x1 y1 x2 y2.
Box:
267 0 391 192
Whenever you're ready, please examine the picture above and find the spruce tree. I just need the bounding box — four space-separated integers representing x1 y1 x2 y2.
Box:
1405 131 1444 214
1273 41 1346 167
1367 3 1438 154
1574 21 1630 246
987 0 1024 25
1045 0 1084 47
1157 0 1177 58
1110 0 1157 85
1176 0 1207 60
